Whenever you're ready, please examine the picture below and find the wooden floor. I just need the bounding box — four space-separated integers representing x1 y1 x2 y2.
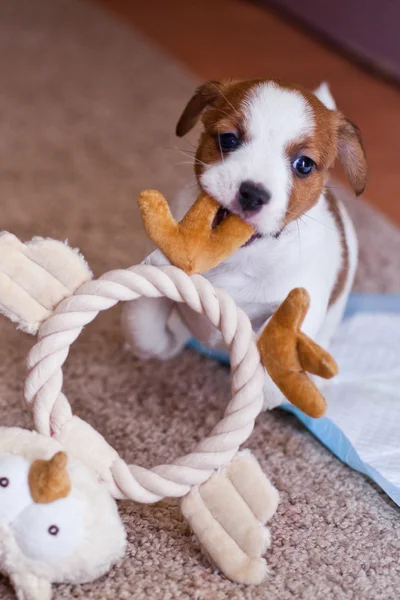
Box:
97 0 400 225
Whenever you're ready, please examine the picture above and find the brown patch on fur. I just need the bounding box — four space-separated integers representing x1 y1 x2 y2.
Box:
284 90 339 226
337 117 367 196
193 79 264 179
176 81 223 138
175 78 266 179
325 189 349 306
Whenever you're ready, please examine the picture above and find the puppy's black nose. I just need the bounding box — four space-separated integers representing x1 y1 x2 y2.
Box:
238 181 271 212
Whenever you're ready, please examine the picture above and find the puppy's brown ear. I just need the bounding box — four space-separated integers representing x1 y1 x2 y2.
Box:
337 115 367 196
176 81 223 137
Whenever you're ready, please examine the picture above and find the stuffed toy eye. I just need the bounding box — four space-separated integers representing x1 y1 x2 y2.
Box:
12 496 84 562
0 456 32 524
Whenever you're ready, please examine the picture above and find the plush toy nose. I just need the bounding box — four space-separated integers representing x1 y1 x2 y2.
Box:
28 451 71 504
238 181 271 212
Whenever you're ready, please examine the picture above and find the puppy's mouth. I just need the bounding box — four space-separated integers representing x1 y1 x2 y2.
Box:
212 206 262 247
212 206 230 229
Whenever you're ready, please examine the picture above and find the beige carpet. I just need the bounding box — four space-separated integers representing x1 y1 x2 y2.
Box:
0 1 399 598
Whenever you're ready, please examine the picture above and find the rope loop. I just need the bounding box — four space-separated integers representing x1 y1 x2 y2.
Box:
26 266 265 503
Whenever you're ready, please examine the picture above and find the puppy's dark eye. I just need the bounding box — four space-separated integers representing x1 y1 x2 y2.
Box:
0 477 9 488
217 132 239 153
293 156 315 177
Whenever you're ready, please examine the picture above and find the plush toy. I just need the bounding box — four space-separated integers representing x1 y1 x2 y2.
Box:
138 189 338 418
0 428 126 600
258 287 338 418
138 189 254 274
0 230 280 594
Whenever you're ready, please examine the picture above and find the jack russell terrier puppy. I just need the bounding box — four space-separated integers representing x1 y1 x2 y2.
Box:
122 79 367 408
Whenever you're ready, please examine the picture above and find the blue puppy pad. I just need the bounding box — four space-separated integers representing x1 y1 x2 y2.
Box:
187 293 400 506
344 292 400 317
187 338 230 366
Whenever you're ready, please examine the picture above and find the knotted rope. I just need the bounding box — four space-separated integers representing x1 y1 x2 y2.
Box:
25 265 265 503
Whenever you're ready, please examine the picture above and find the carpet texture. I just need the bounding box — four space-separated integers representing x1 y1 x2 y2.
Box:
0 1 399 598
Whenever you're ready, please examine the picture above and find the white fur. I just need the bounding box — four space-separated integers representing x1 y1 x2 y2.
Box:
122 82 358 408
314 82 337 110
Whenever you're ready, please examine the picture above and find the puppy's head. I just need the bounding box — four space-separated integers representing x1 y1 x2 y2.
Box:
176 79 367 238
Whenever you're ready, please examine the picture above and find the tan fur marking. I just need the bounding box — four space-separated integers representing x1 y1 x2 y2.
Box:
325 189 349 306
194 79 263 179
336 117 368 196
284 90 338 226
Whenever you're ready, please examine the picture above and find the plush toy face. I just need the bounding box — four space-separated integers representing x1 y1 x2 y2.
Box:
0 454 85 563
0 428 126 600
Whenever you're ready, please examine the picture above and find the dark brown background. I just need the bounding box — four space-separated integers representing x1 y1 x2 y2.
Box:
266 0 400 80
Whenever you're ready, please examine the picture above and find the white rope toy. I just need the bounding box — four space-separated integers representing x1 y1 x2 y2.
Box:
0 233 279 597
26 265 265 503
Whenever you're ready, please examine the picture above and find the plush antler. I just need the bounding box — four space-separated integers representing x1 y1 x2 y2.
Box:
138 190 254 274
29 451 71 504
258 288 338 418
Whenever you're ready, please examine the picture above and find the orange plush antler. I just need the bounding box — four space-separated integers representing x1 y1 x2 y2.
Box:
257 288 338 418
138 190 254 275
